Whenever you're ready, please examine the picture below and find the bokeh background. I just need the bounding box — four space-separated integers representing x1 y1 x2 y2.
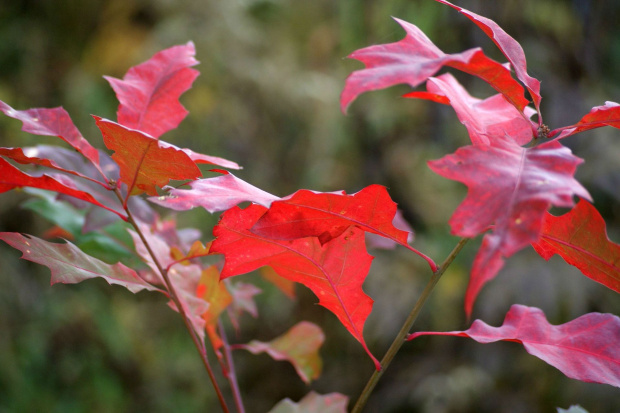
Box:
1 0 619 412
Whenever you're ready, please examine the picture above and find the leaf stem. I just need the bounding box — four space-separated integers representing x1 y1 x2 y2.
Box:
218 319 246 413
114 189 230 413
351 237 469 413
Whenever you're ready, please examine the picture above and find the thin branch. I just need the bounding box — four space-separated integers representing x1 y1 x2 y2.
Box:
351 237 470 413
114 189 230 413
218 319 246 413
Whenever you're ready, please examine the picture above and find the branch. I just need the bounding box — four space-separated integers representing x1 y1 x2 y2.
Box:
351 237 470 413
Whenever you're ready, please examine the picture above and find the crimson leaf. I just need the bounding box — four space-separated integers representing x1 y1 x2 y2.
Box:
532 200 620 293
0 232 159 293
550 101 620 140
341 17 529 113
408 305 620 388
211 204 380 369
428 139 590 316
0 157 126 220
105 42 199 138
250 185 435 270
434 0 542 115
0 101 100 166
405 73 536 146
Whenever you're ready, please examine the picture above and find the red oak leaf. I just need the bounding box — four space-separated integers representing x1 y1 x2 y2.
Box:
408 305 620 388
0 157 126 220
104 42 199 138
0 147 108 188
250 185 435 270
341 17 529 113
428 139 590 316
234 321 324 384
211 204 380 369
168 146 241 170
434 0 542 115
0 232 159 293
404 73 536 146
94 116 201 198
532 200 620 293
149 172 280 213
550 101 620 140
0 101 100 166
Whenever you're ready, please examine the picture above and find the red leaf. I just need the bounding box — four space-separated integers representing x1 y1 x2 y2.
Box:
428 139 590 316
0 146 108 188
226 281 262 331
94 116 201 197
0 101 100 166
250 185 435 270
550 101 620 140
104 42 199 138
341 17 529 113
408 305 620 388
235 321 324 383
149 172 279 212
532 200 620 293
0 157 126 220
0 232 159 293
434 0 542 115
211 204 380 369
405 73 536 146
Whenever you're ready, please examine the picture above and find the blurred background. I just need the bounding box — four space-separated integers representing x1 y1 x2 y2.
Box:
0 0 619 412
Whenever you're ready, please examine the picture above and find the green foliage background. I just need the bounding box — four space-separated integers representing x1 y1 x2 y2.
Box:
0 0 619 412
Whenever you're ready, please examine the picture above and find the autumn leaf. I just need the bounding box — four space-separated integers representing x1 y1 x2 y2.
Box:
226 281 262 331
211 204 380 369
404 73 536 146
94 116 201 198
234 321 324 384
549 101 620 140
0 101 100 166
434 0 542 114
0 147 108 188
0 232 160 293
408 305 620 388
0 157 126 220
428 138 590 316
268 391 349 413
105 42 199 138
532 200 620 293
197 265 233 326
341 17 529 113
250 185 435 270
150 172 280 213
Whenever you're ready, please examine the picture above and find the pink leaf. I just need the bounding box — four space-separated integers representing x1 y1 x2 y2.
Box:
406 73 536 146
235 321 324 383
341 18 529 113
428 139 590 317
0 232 159 293
0 101 100 166
149 172 279 212
211 204 380 369
408 305 620 388
550 102 620 140
532 200 620 293
104 42 199 138
434 0 542 115
268 391 349 413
